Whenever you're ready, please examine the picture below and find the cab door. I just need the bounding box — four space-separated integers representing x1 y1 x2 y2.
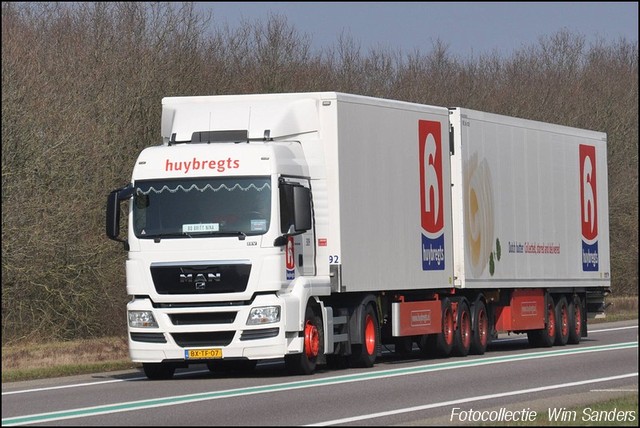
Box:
280 177 315 278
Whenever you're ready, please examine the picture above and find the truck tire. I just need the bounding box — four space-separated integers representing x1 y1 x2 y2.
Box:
469 300 489 355
435 298 455 357
554 296 570 346
567 296 582 344
349 303 379 368
142 362 175 380
527 294 556 348
452 301 472 356
285 305 322 375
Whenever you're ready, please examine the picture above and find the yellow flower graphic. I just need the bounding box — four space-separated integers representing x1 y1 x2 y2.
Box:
464 153 495 277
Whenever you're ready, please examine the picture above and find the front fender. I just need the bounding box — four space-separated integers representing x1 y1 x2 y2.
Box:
280 276 331 332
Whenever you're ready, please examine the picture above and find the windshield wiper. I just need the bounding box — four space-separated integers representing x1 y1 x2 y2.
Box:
151 232 193 242
208 231 247 240
150 231 248 242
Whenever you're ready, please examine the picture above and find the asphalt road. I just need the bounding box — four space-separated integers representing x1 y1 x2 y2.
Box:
2 319 637 426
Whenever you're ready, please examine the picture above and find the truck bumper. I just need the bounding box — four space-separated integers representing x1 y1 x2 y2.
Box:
127 294 298 363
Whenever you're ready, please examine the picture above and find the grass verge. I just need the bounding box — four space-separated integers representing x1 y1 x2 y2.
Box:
2 336 137 383
591 294 638 323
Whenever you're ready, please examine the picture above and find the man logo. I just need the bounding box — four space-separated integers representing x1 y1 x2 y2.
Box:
180 272 221 289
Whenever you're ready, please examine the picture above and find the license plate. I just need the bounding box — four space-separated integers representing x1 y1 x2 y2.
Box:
185 349 222 359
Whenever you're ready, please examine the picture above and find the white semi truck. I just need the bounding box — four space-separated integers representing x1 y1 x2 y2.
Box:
106 92 610 379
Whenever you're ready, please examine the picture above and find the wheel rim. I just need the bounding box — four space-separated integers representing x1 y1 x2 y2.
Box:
304 319 319 358
547 302 556 339
460 307 472 349
477 307 488 347
559 302 569 338
443 307 454 346
573 300 582 337
364 314 376 355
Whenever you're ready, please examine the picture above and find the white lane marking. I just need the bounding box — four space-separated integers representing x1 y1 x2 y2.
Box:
306 373 639 426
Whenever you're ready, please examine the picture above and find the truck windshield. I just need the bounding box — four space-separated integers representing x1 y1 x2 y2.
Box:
132 176 271 239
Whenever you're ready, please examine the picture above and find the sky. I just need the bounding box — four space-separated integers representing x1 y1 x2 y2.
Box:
197 2 638 58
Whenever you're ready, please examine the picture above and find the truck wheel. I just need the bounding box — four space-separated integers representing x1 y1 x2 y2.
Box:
453 301 472 356
554 297 570 346
142 362 175 380
350 303 379 368
435 298 455 357
527 295 556 348
470 300 489 355
567 296 582 344
285 305 322 375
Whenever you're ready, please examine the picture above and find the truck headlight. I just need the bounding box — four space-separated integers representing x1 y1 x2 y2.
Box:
128 310 158 328
247 306 281 325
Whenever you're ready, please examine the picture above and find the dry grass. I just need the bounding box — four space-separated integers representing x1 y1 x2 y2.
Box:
2 336 129 370
596 294 639 322
2 336 135 382
1 295 636 383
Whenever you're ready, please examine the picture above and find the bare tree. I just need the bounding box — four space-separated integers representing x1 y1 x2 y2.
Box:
2 2 636 344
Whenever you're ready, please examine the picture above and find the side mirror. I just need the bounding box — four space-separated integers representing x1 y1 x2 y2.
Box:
275 183 312 246
292 185 312 232
106 184 133 242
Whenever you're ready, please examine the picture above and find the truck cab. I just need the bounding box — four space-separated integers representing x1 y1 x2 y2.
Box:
107 130 320 379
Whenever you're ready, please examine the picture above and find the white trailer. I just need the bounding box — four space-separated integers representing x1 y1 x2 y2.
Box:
107 92 610 379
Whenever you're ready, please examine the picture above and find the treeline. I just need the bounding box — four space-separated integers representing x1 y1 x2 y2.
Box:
1 2 637 344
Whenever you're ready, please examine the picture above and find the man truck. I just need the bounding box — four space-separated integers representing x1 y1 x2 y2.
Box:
106 92 610 379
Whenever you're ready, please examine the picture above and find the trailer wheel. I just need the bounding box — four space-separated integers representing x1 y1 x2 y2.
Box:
285 305 322 375
142 362 175 380
435 298 455 357
470 300 489 355
350 303 379 368
453 301 472 356
554 297 570 346
567 296 582 344
527 294 556 347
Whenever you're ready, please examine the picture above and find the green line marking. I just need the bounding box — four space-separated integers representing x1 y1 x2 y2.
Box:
3 341 637 426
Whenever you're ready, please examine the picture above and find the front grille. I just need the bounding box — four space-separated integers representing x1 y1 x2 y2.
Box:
172 331 235 347
169 312 237 325
130 332 167 343
151 261 251 295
